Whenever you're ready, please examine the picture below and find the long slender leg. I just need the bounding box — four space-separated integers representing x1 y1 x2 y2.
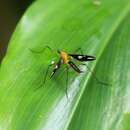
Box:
50 59 61 78
42 59 61 88
29 45 53 54
43 64 52 86
68 61 83 73
35 62 55 90
86 64 109 86
65 66 69 99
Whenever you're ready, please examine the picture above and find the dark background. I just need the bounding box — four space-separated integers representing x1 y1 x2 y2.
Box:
0 0 33 62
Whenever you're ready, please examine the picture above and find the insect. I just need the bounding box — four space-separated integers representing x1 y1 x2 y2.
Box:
49 50 95 76
30 46 108 98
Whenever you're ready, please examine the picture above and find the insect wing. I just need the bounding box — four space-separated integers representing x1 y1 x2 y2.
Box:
69 54 96 62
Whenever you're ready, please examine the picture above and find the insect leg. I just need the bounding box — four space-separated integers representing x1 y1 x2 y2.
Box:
29 45 53 54
65 66 69 99
86 64 110 86
35 61 55 90
43 63 54 86
68 61 83 73
50 59 61 78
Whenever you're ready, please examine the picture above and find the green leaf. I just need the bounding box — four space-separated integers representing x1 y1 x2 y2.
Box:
0 0 130 130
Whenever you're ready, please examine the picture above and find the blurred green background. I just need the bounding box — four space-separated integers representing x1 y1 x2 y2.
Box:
0 0 33 61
